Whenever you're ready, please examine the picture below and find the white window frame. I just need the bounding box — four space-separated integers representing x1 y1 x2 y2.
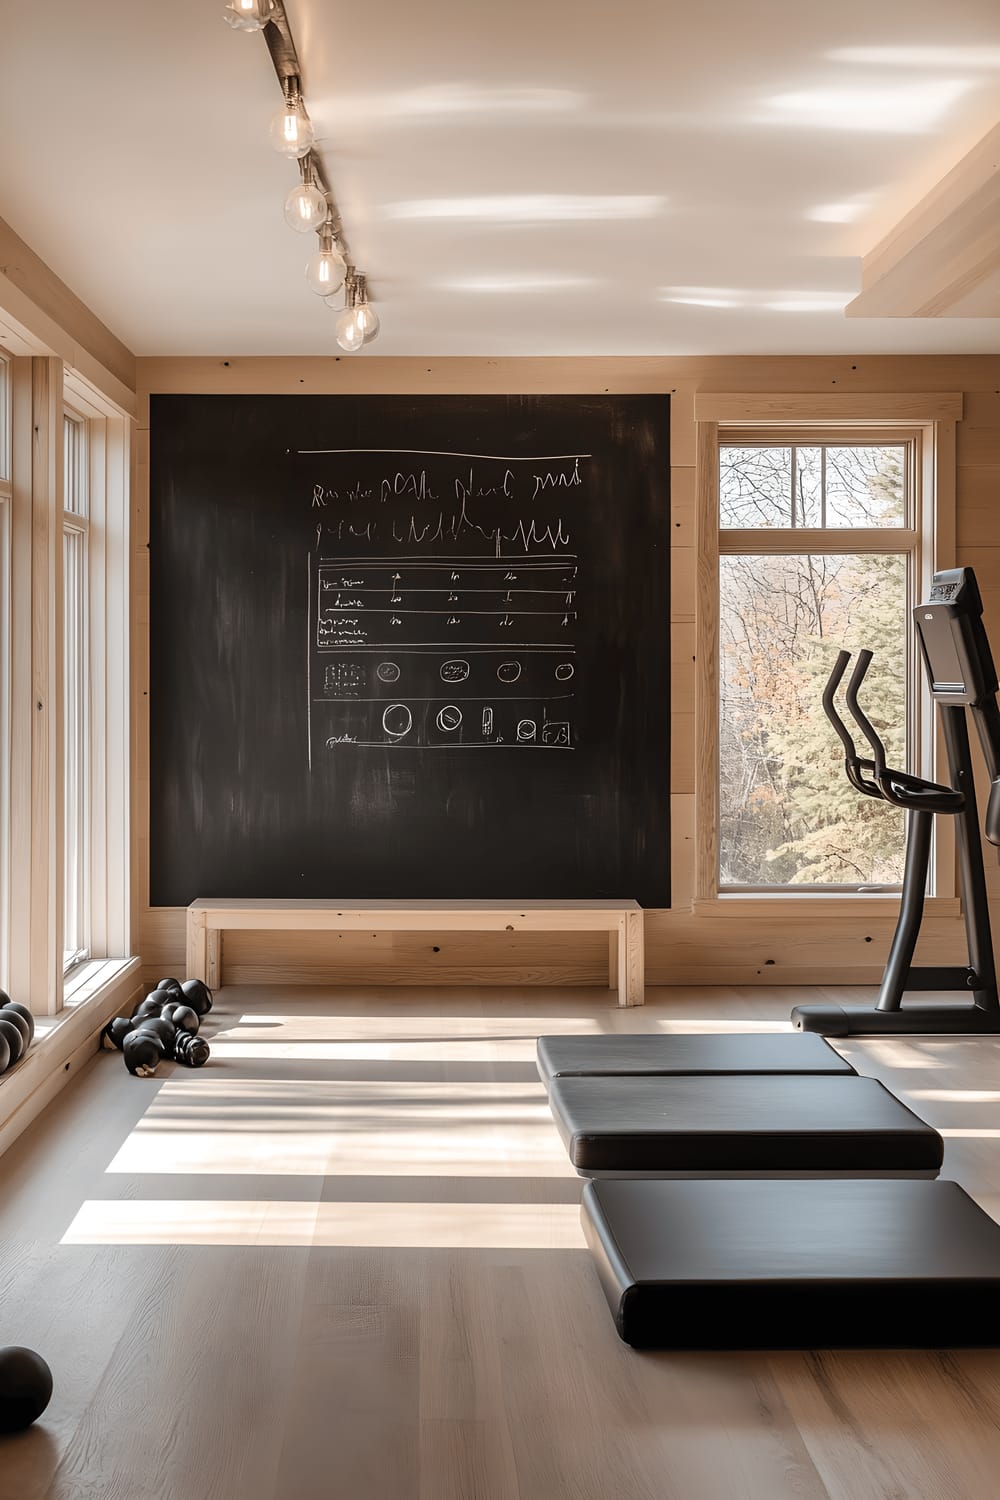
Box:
62 370 131 977
693 392 960 911
717 429 919 893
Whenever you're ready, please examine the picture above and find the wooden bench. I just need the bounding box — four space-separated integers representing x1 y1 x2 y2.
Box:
185 898 645 1006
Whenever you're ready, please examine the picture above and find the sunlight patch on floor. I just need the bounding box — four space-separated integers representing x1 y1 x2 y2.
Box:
208 1038 540 1062
63 1198 585 1249
221 1014 605 1040
910 1090 1000 1103
105 1078 572 1177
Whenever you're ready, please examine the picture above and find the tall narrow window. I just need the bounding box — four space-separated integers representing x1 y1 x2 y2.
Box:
718 439 917 890
63 413 90 970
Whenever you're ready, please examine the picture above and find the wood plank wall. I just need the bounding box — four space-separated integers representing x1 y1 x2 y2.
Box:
135 355 1000 989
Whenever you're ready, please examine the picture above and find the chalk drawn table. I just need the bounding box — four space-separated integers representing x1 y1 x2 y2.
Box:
185 898 646 1007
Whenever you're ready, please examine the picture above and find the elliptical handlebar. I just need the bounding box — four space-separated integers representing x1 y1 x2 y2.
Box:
845 652 887 779
822 651 883 800
824 648 966 815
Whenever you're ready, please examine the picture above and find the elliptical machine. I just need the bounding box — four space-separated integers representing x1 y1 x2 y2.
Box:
792 566 1000 1037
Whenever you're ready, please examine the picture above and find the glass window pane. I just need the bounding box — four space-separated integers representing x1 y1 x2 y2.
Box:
825 445 905 527
721 443 907 529
719 553 907 887
720 446 791 528
64 415 88 517
64 527 88 966
794 446 823 526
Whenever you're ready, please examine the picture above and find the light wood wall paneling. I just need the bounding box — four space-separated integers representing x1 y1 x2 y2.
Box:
669 793 696 910
645 906 968 984
668 383 696 465
670 712 695 796
957 390 1000 467
670 624 695 719
957 467 1000 548
696 391 964 424
670 545 695 621
670 464 695 546
136 354 1000 397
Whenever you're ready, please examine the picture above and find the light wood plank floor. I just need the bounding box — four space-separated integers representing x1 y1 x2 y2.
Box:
3 984 1000 1499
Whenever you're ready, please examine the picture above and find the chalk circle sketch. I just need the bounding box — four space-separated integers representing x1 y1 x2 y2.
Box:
382 703 413 739
554 662 575 681
517 719 537 742
440 659 470 683
376 661 401 683
497 661 522 683
542 721 571 746
436 705 463 733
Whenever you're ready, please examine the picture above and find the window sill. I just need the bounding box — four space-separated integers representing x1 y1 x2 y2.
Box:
1 956 141 1155
692 894 962 920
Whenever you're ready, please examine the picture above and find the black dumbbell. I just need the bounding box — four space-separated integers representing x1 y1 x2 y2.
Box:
156 977 184 997
180 979 213 1016
0 1001 34 1045
0 1007 30 1057
160 1002 200 1035
173 1032 210 1068
123 1031 163 1077
102 1016 135 1051
0 1017 24 1069
133 1016 176 1052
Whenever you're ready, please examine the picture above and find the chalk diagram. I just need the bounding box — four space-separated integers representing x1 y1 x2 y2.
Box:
312 561 579 751
307 448 586 758
311 554 579 752
324 662 366 697
383 704 413 739
436 705 463 732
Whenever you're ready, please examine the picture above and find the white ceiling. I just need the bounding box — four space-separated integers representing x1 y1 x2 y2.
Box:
3 0 1000 358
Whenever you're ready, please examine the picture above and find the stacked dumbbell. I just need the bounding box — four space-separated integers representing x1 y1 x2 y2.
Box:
102 977 213 1077
0 989 34 1075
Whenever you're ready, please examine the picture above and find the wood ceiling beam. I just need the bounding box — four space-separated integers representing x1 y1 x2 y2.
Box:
845 123 1000 319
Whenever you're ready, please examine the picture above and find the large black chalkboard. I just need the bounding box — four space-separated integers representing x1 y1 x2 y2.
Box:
149 394 670 906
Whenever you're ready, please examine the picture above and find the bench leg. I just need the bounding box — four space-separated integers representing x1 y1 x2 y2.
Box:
187 910 208 984
207 929 223 991
608 931 619 993
616 911 645 1007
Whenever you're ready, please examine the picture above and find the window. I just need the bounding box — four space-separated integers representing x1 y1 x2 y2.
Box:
63 412 90 970
717 437 918 891
0 350 129 1023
